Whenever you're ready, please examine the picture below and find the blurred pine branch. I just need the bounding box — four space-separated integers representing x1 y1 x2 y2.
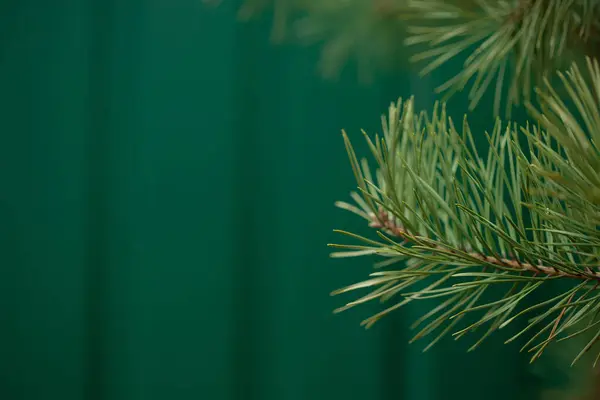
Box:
232 0 600 115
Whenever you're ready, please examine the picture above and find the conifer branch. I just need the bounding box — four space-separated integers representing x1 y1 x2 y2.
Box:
330 58 600 364
232 0 600 115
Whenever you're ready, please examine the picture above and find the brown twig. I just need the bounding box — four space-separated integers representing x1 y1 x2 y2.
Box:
368 207 600 282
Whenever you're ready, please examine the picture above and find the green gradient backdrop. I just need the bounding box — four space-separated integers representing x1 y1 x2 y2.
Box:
0 1 538 399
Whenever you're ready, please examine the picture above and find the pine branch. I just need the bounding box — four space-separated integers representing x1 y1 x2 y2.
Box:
330 58 600 364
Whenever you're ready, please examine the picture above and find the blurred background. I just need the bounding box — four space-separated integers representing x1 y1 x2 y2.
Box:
0 1 567 399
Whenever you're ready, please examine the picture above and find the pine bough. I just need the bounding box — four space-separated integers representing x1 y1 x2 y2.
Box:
330 58 600 365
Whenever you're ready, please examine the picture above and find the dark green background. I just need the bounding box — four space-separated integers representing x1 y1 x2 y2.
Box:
0 1 542 399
